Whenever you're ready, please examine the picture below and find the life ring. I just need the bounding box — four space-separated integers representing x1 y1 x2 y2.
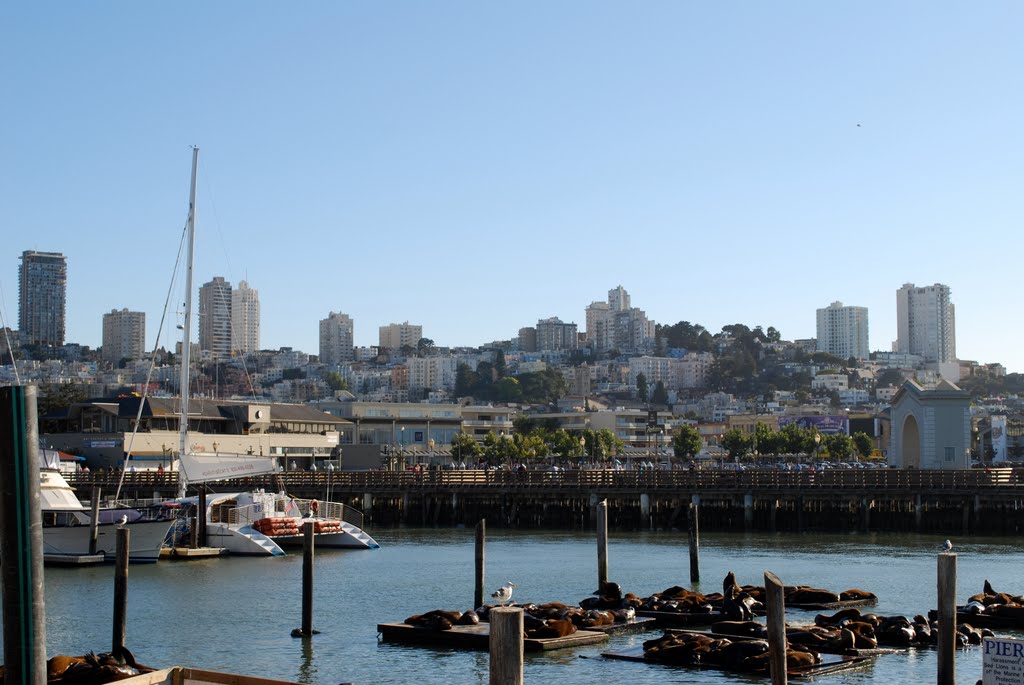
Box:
309 499 320 515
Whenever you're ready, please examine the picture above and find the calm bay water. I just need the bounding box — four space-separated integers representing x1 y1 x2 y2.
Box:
16 529 1024 684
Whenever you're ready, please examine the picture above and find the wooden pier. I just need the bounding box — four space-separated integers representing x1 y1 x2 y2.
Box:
70 467 1024 534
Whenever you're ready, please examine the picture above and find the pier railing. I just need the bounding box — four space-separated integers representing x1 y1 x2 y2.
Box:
72 466 1024 495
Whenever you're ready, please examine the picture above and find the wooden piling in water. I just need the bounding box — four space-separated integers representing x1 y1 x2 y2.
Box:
112 527 130 652
597 500 608 589
89 486 101 555
688 502 700 583
764 570 787 685
937 552 956 685
0 386 47 685
475 519 486 610
300 520 316 637
489 607 524 685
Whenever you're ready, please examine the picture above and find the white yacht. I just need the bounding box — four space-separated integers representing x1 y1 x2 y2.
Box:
39 448 174 563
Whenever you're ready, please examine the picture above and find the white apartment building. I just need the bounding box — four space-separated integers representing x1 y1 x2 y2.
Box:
895 283 956 363
816 301 869 360
198 276 233 360
811 373 849 391
585 285 655 355
320 311 355 365
379 322 423 352
231 280 260 355
101 308 145 362
407 355 458 394
536 317 578 351
628 352 714 393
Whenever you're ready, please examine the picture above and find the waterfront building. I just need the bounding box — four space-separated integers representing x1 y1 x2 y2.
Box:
816 301 869 360
895 283 956 364
198 276 232 360
889 379 970 469
379 322 422 353
40 396 348 470
18 250 67 349
101 308 145 362
231 280 260 355
320 311 355 365
536 316 578 352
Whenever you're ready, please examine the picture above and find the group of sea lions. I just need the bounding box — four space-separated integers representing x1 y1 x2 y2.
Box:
963 580 1024 620
814 607 992 648
642 631 820 671
404 580 638 637
638 571 876 621
0 647 155 685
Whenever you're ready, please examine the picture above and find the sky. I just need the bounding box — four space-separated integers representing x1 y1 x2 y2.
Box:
2 3 1022 372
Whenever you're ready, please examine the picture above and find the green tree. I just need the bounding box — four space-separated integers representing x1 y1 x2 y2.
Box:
36 383 89 417
282 368 305 380
650 380 669 405
511 432 548 463
494 377 523 403
852 432 874 458
416 338 434 356
455 363 476 398
546 429 582 461
324 371 348 391
450 432 482 463
720 428 752 460
824 433 853 460
482 432 514 465
636 373 648 402
673 425 703 459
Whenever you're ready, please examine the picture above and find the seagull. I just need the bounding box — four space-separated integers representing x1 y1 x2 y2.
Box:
117 514 128 527
942 539 953 552
491 582 516 606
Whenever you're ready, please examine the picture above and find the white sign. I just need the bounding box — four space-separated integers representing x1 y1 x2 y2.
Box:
983 637 1024 685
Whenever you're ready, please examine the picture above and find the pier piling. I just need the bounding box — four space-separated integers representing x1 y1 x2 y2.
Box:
764 570 787 685
937 552 957 685
89 486 101 555
112 527 130 652
688 502 700 584
291 521 320 637
489 607 524 685
597 499 608 589
475 519 486 610
0 386 47 685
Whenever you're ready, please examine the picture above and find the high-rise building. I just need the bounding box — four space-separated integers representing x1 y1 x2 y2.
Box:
198 276 233 360
585 285 654 355
18 250 67 349
320 311 355 365
231 280 260 355
379 322 423 353
815 301 869 360
895 283 956 363
102 309 146 362
517 326 537 353
536 317 578 351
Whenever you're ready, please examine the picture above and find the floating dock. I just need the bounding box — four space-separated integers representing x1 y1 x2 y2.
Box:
602 645 873 679
377 622 609 651
160 546 228 559
43 553 107 566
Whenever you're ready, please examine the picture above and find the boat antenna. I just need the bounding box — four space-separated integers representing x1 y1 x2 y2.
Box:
177 146 199 498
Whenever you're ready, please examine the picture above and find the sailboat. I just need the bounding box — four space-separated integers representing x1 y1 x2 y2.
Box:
167 148 379 556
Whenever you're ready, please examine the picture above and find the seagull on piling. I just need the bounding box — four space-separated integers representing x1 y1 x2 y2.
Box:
942 539 953 552
491 582 517 606
117 514 128 527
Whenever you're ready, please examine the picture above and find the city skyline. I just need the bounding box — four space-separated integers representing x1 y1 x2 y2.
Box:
3 4 1022 372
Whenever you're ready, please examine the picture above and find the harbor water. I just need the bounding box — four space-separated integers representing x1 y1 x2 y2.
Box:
15 528 1024 684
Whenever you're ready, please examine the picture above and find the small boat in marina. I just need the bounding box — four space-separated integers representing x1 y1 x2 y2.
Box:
169 487 379 555
39 447 174 563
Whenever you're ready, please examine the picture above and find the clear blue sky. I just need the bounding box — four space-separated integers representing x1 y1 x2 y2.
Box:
3 3 1022 372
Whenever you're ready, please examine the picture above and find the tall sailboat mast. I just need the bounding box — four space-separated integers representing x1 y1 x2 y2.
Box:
178 146 199 477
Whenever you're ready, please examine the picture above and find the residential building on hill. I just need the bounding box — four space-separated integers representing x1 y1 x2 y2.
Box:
320 311 355 365
19 250 67 349
895 283 956 364
101 309 145 362
816 301 869 360
231 280 260 355
198 276 232 360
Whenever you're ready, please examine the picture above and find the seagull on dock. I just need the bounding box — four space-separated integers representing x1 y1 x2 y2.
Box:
117 514 128 527
491 582 517 606
942 539 953 552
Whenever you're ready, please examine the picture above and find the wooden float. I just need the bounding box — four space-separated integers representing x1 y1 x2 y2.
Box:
666 628 904 657
377 622 608 651
784 597 878 611
581 616 659 635
114 667 305 685
43 553 107 566
601 645 873 679
160 546 228 559
636 610 728 626
952 610 1024 630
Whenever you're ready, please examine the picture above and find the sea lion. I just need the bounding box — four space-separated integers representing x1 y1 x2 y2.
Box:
815 608 862 627
786 586 841 605
455 610 480 626
526 618 577 639
840 589 877 602
404 609 462 630
711 620 766 638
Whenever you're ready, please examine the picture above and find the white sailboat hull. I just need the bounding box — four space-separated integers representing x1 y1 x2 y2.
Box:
43 520 173 564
